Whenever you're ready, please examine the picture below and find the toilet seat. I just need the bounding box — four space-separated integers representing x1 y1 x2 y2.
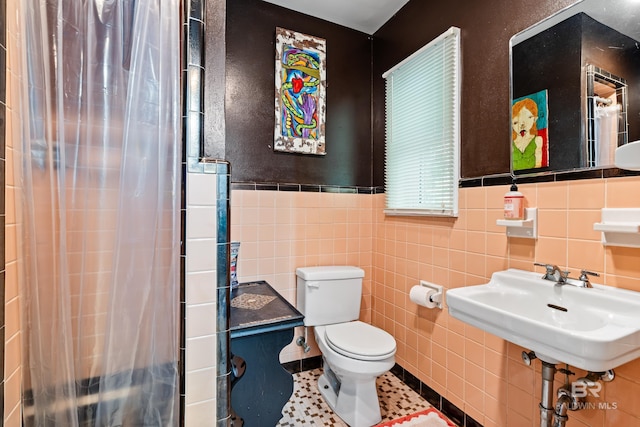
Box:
324 321 396 361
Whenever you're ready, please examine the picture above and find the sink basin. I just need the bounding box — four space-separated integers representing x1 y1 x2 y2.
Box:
446 269 640 371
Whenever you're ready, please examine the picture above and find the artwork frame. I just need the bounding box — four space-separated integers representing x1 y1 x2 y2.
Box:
274 27 327 155
512 89 550 171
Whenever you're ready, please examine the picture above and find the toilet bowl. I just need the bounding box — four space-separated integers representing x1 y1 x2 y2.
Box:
314 321 396 426
296 266 397 427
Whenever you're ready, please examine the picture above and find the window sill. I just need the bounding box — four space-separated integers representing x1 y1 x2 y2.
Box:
384 208 458 218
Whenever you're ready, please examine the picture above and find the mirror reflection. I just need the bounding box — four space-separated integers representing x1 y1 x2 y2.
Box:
586 64 628 167
510 0 640 175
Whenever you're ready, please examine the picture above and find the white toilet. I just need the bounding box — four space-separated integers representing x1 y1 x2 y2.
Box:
296 266 397 427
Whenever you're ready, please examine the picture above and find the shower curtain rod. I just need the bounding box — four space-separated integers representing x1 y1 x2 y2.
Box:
594 95 613 106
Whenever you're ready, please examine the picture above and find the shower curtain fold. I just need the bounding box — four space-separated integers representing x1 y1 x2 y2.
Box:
594 103 620 167
16 1 182 426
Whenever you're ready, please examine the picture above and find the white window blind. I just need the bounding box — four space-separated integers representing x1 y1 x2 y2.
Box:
383 27 461 217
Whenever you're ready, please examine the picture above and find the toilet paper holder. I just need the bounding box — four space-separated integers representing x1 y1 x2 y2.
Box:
419 280 444 309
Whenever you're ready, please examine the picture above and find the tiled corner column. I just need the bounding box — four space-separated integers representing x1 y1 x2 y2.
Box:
184 171 217 425
1 0 7 422
184 161 230 426
183 0 231 424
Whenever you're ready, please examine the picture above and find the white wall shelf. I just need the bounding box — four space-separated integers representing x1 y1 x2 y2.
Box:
594 208 640 248
496 208 537 239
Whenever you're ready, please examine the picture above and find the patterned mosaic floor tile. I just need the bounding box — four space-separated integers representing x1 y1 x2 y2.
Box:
277 368 433 426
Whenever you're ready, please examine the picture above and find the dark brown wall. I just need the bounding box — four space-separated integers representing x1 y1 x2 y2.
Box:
372 0 575 181
226 0 373 186
225 0 577 185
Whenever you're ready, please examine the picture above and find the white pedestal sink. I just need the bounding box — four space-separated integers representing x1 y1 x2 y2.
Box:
446 269 640 371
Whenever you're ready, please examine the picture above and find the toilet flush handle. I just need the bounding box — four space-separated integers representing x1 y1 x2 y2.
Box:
307 281 321 288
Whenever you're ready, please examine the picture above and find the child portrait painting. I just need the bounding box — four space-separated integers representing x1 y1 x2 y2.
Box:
512 90 549 171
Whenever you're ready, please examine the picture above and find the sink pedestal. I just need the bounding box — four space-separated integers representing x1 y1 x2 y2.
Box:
539 361 556 427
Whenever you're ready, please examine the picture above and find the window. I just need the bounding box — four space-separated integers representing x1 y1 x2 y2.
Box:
383 27 461 217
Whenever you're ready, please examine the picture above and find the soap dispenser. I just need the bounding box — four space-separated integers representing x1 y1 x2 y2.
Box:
504 179 524 220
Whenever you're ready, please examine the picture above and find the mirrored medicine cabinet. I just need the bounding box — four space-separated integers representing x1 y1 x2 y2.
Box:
510 0 640 177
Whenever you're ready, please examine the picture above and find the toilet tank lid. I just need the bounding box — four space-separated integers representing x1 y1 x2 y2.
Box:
296 266 364 281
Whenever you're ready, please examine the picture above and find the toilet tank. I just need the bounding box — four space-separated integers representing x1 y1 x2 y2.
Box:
296 266 365 326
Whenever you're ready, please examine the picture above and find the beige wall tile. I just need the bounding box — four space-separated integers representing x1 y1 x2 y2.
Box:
567 239 604 273
466 209 487 232
605 246 640 279
605 375 640 417
568 179 605 209
4 370 21 427
536 181 568 209
605 273 640 292
465 186 485 209
466 230 486 254
534 237 567 267
508 238 536 262
225 177 640 425
484 393 507 426
604 408 640 427
486 185 507 210
606 177 640 208
464 383 485 422
465 359 484 390
537 209 567 238
567 209 602 241
507 382 535 421
447 371 465 406
4 35 22 416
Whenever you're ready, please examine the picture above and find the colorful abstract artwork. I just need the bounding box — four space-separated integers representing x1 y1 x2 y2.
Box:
274 27 326 155
512 89 549 171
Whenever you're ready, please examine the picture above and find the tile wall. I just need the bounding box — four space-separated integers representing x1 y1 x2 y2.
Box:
0 0 7 423
372 177 640 427
183 0 231 424
184 170 220 426
230 176 640 427
230 188 376 362
4 0 22 424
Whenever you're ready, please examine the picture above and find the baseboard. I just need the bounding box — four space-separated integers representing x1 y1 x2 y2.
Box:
282 355 323 374
389 364 483 427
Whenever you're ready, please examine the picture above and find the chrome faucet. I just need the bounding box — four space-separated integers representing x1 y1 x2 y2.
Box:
534 263 600 288
534 262 569 284
576 269 599 288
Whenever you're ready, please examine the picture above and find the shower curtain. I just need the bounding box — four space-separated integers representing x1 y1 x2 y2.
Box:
594 102 620 167
16 1 181 425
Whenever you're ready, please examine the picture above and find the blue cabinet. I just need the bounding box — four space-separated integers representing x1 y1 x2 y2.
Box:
230 281 304 426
